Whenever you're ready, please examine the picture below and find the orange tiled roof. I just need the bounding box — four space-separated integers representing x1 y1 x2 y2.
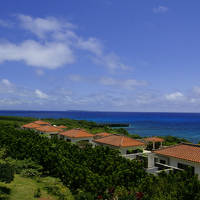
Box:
22 123 41 129
154 143 200 163
144 137 164 142
59 129 93 138
34 126 63 133
34 120 50 125
94 134 145 147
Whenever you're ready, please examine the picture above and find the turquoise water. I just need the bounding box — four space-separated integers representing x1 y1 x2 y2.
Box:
1 110 200 143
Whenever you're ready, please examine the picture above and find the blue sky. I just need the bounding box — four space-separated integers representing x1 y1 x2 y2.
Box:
0 0 200 112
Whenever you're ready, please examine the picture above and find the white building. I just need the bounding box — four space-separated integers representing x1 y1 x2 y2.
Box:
148 143 200 178
59 128 94 143
93 134 145 155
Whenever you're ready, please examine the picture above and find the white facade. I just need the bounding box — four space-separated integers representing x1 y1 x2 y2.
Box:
148 153 200 178
94 142 144 155
59 135 93 144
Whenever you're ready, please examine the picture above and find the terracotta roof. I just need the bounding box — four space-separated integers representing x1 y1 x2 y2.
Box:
95 132 112 138
94 135 145 147
22 123 41 129
57 125 67 129
33 120 50 125
144 137 164 142
59 129 93 138
154 143 200 163
34 126 63 133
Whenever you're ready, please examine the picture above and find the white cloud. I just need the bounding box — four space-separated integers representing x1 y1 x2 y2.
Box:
18 14 75 38
193 86 200 95
94 53 131 70
100 77 147 89
77 37 103 56
0 40 74 69
36 69 44 76
153 6 168 14
68 74 82 82
1 79 12 87
35 89 48 99
165 92 184 101
0 14 132 71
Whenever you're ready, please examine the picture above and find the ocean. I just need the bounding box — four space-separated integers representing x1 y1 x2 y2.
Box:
1 110 200 143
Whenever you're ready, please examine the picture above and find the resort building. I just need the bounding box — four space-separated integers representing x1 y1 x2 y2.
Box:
93 134 145 155
22 122 42 130
148 143 200 178
59 128 94 143
143 137 164 150
34 126 63 137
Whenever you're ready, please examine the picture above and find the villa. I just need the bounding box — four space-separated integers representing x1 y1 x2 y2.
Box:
22 122 42 130
148 143 200 178
59 128 94 143
93 134 145 155
34 126 63 137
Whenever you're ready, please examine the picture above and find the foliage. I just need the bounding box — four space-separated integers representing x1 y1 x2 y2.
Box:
161 135 189 146
5 158 43 174
20 168 41 178
34 188 41 198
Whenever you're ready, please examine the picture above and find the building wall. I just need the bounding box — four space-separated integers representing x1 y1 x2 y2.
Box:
62 136 93 144
94 142 144 155
151 153 200 179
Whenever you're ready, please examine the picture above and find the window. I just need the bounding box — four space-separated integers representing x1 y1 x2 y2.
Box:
178 163 194 175
160 159 166 164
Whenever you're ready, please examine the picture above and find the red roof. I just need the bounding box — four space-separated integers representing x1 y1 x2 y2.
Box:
59 129 93 138
33 120 50 125
22 123 41 129
34 126 63 133
154 143 200 163
94 135 145 147
144 137 164 142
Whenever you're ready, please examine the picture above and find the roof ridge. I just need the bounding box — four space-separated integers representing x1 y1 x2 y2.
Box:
153 143 182 152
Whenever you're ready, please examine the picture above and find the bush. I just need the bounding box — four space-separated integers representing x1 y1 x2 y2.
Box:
20 168 41 178
34 188 41 198
0 163 14 183
5 158 43 174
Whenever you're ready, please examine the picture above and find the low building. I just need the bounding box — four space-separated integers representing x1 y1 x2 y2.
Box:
148 143 200 178
59 128 94 143
93 134 145 155
34 126 63 137
22 122 42 130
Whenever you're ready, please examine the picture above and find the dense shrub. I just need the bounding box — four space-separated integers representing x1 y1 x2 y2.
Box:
20 168 41 178
0 163 14 183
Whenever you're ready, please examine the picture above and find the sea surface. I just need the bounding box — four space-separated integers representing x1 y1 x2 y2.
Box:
1 110 200 143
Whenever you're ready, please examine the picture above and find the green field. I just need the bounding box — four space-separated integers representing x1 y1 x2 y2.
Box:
1 175 74 200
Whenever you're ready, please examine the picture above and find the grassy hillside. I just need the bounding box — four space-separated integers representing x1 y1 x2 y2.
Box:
1 175 74 200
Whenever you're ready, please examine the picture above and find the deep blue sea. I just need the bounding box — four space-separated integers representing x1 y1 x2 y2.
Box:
1 110 200 143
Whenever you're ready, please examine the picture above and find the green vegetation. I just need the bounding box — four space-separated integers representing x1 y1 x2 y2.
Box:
0 115 198 199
